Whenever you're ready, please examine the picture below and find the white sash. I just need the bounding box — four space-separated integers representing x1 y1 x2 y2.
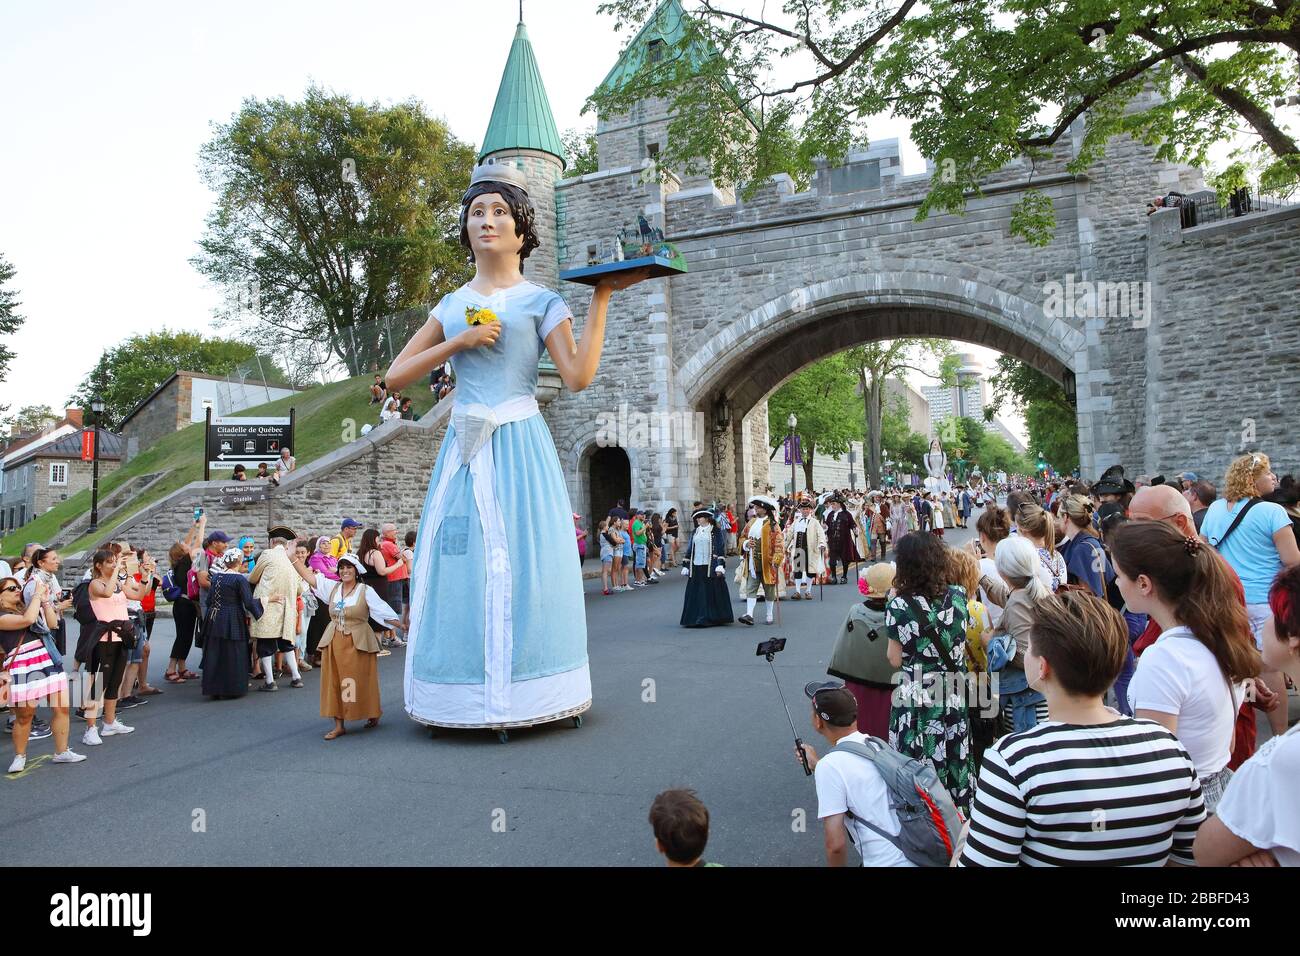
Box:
411 395 540 723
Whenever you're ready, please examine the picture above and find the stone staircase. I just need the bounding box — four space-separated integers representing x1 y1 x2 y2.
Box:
50 470 171 549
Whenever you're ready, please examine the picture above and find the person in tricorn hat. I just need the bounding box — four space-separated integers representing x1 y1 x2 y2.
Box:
1093 465 1136 509
248 526 307 690
679 509 733 628
824 494 859 584
784 495 827 600
739 496 784 625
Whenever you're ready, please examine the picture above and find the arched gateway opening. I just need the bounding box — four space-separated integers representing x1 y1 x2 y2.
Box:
585 445 631 533
674 272 1095 508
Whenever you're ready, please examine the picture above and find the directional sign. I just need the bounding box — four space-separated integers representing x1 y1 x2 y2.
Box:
206 417 292 469
217 484 271 506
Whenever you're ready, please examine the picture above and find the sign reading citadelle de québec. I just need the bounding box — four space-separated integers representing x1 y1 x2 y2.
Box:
206 417 293 470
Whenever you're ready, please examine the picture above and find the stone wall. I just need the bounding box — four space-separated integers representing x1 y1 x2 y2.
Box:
121 375 189 452
482 148 565 291
33 456 122 516
62 406 450 580
1144 203 1300 482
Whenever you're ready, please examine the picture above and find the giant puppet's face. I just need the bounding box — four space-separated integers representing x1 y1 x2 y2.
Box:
467 192 525 260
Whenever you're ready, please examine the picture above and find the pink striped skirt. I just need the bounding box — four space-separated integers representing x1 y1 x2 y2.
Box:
7 638 69 706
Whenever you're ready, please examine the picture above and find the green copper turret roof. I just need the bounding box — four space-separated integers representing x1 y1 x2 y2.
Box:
596 0 755 125
480 20 566 168
598 0 695 93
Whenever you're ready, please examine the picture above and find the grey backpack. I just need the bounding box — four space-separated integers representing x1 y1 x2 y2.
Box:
834 737 963 867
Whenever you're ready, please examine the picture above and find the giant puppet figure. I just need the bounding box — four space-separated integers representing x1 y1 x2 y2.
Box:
924 438 950 494
385 160 648 737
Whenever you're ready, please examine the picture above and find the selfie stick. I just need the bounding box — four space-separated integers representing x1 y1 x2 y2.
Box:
763 646 812 776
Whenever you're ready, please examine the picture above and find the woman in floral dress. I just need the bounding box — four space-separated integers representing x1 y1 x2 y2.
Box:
885 531 976 811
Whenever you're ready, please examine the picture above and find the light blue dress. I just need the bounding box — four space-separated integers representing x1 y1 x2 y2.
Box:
403 280 591 728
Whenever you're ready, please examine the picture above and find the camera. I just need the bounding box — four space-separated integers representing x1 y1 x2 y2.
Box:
755 637 786 657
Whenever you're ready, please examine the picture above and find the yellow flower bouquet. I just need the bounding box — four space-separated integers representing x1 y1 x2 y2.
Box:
465 306 498 326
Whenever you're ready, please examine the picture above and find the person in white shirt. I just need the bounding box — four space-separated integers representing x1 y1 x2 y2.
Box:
796 681 914 867
1110 519 1263 812
275 447 296 481
1196 564 1300 866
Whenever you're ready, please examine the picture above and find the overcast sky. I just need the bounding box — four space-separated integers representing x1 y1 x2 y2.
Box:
1 0 1028 434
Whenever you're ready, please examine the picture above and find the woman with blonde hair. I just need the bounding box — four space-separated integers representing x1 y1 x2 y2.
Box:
979 535 1054 732
1058 494 1117 600
1198 452 1300 739
1014 501 1067 592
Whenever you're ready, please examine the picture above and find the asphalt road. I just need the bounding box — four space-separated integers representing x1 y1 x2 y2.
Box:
7 525 980 867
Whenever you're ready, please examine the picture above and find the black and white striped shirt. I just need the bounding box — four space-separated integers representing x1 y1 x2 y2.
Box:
959 717 1205 866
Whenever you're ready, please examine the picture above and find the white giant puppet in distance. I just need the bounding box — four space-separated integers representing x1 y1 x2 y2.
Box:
924 438 950 494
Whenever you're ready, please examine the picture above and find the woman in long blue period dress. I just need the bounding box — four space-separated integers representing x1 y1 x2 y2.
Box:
385 160 648 731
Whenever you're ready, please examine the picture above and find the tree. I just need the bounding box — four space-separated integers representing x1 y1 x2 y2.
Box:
766 354 862 491
878 393 927 484
0 253 24 384
935 415 988 480
1 405 60 438
563 127 599 176
843 340 957 488
69 331 288 429
192 86 477 377
590 1 1300 245
976 429 1033 477
985 356 1080 474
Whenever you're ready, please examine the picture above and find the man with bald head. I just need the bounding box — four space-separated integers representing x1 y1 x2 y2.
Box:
1127 484 1278 765
1128 484 1198 539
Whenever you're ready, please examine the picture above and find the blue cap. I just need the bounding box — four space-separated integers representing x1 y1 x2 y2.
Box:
205 530 231 544
341 517 363 529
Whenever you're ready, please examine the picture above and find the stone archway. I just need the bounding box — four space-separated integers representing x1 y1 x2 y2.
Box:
675 269 1100 507
570 427 645 535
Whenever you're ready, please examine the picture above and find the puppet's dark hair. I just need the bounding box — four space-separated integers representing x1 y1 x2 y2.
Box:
459 180 540 265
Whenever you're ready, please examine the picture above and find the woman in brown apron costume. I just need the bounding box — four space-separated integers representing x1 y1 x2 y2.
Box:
290 553 400 740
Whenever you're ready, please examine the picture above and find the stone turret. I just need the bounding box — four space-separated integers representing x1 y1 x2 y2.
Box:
479 16 567 289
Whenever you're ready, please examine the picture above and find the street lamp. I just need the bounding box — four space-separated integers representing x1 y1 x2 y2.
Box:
787 413 798 497
88 396 104 533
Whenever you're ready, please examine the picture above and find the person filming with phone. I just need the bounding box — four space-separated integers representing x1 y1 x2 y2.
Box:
794 681 915 867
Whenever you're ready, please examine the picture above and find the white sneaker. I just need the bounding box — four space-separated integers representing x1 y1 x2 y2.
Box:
52 749 87 764
7 754 25 774
82 725 102 746
101 720 134 737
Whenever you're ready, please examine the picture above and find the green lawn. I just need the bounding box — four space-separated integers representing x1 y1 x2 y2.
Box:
2 375 437 557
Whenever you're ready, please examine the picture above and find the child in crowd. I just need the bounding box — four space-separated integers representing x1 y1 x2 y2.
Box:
649 789 722 867
598 519 615 595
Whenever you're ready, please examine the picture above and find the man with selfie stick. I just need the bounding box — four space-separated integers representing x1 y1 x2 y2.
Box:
796 681 915 868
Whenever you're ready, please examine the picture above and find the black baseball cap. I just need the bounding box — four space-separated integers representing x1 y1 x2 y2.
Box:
804 680 857 727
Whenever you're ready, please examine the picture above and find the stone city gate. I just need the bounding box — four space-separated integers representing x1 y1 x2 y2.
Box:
474 9 1299 522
